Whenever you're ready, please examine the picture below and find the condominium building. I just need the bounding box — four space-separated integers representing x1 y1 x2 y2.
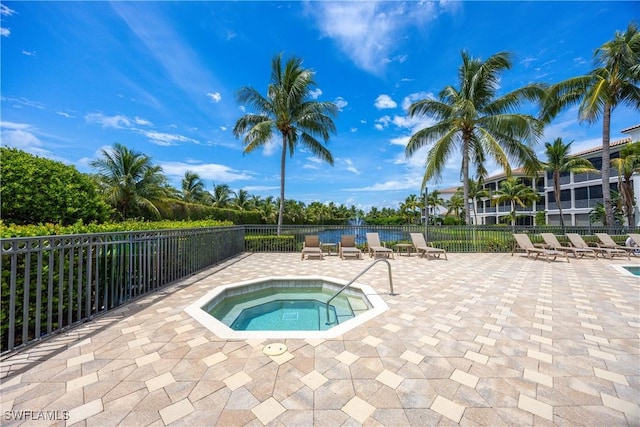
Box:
470 124 640 226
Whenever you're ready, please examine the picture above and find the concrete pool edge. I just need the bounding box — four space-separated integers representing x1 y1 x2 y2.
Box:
610 264 640 278
184 275 390 340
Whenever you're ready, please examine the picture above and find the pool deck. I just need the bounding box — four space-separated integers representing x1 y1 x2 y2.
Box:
1 252 639 426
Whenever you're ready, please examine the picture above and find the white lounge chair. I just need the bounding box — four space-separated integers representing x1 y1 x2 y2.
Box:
540 233 597 259
512 234 569 263
301 235 323 260
566 233 628 260
409 233 447 260
595 233 637 257
339 235 362 260
365 233 394 259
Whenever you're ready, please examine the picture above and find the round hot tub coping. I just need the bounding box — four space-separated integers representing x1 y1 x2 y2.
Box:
184 275 389 340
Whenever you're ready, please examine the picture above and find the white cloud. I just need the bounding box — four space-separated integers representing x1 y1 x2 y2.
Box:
0 4 15 16
401 91 432 111
334 96 348 111
85 113 132 129
374 94 397 109
348 179 416 192
136 130 198 146
374 115 392 130
309 88 323 99
1 28 10 37
350 127 358 133
220 126 227 131
207 92 222 103
56 111 73 118
307 1 444 74
342 158 360 175
134 117 152 126
21 50 36 57
158 161 252 182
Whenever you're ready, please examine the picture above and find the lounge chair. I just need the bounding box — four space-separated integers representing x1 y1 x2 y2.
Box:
365 233 394 259
301 235 323 260
540 233 597 259
339 235 362 260
511 234 569 263
566 233 629 260
410 233 447 260
595 233 637 257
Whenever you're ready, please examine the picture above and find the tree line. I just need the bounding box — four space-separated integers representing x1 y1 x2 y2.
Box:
2 22 638 230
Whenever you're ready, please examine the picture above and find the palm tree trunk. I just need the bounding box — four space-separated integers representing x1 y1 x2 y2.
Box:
277 135 287 235
602 105 613 228
554 171 564 230
462 138 471 225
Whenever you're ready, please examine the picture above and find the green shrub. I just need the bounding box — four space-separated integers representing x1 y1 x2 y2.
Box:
245 235 296 251
1 147 112 225
0 219 233 238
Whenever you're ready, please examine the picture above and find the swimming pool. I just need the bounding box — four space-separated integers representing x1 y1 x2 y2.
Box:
185 276 389 339
208 285 364 331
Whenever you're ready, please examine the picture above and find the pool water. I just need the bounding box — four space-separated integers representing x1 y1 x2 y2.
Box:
623 266 640 276
230 300 338 331
208 286 368 331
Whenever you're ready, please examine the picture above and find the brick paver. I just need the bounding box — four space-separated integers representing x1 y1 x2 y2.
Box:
1 252 638 426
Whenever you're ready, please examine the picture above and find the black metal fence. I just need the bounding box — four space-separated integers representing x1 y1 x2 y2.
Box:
3 223 636 354
244 224 638 253
1 227 244 354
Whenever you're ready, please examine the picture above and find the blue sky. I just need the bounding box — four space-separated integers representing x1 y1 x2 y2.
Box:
1 1 638 211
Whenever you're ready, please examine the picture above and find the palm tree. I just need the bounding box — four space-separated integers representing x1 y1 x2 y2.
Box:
492 177 538 227
211 183 232 208
590 191 624 226
468 179 490 226
611 141 640 225
90 143 169 219
231 189 251 211
542 22 640 226
543 138 596 229
258 196 277 224
446 189 466 221
181 171 206 204
233 53 338 234
405 50 545 224
426 190 445 222
402 194 420 224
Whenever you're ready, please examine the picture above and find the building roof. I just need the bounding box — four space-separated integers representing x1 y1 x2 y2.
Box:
621 124 640 134
571 136 632 158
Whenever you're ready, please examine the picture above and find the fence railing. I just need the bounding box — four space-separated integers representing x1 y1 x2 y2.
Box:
243 224 638 253
1 227 245 354
3 223 636 354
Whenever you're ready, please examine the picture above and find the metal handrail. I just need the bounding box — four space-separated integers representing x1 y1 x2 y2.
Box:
325 258 394 325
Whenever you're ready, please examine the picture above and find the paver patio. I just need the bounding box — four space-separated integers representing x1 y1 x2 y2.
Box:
1 252 638 426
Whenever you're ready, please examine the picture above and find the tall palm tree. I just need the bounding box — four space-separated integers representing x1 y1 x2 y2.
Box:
90 143 168 219
468 179 490 226
542 22 640 226
406 51 545 224
211 183 232 208
492 177 538 227
611 141 640 225
233 53 338 234
181 171 206 204
543 138 596 229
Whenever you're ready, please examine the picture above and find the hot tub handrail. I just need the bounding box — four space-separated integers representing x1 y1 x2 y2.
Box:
325 258 394 325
